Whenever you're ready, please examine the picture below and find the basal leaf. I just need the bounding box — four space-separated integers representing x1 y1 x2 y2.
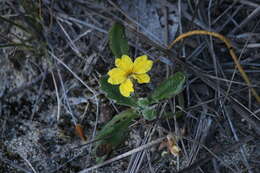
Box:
95 109 139 162
100 76 138 107
109 23 129 58
142 107 157 120
137 97 150 107
150 72 186 103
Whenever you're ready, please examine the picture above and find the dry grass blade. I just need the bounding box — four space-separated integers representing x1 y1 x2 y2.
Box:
48 51 96 96
50 70 61 121
78 137 166 173
230 98 260 135
229 6 260 34
127 126 156 173
178 136 254 173
19 156 37 173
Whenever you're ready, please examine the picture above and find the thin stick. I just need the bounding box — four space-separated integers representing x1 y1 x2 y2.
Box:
167 30 260 103
78 137 166 173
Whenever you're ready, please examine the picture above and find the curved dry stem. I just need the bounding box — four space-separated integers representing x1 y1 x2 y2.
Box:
168 30 260 103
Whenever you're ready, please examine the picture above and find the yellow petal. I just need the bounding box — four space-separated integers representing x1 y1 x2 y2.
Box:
107 68 127 84
132 55 153 74
119 79 134 97
115 55 133 72
133 73 150 83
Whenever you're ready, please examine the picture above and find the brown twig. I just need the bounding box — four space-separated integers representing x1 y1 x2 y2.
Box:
167 30 260 103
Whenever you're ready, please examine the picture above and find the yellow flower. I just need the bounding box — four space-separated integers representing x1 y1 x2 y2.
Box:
108 55 153 97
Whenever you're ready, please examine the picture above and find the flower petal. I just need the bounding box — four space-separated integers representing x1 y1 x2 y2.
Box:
119 79 134 97
133 73 150 83
115 55 133 72
132 55 153 74
108 68 127 84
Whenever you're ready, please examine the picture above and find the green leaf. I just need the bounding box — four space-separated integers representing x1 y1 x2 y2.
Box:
95 109 139 162
109 23 129 58
100 76 138 107
142 107 157 120
137 97 150 107
150 72 186 103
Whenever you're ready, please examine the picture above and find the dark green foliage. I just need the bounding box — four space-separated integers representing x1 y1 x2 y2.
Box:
94 109 139 162
150 72 186 103
141 107 157 120
109 23 129 58
100 76 138 107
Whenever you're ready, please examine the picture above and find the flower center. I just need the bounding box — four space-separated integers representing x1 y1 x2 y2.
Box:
125 67 134 78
